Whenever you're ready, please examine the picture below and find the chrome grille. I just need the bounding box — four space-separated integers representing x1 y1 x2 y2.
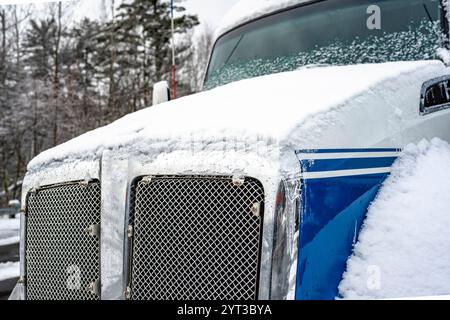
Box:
25 181 101 300
129 176 264 300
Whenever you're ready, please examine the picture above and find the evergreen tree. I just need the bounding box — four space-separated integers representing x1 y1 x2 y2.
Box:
116 0 199 101
0 1 206 205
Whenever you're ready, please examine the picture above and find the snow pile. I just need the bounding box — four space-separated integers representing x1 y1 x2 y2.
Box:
437 48 450 65
215 0 307 39
0 262 19 282
27 60 445 172
339 138 450 299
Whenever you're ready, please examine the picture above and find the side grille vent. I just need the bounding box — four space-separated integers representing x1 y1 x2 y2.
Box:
25 181 101 300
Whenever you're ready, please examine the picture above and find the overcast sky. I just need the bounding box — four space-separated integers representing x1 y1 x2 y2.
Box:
0 0 241 30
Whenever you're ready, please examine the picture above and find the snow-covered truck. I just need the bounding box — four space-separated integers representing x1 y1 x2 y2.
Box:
9 0 450 300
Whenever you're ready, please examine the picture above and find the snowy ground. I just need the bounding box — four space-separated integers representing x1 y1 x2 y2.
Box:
0 216 20 283
0 262 19 282
339 138 450 299
0 215 20 246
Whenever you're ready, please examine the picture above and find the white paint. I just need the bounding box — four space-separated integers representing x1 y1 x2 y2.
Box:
296 152 401 160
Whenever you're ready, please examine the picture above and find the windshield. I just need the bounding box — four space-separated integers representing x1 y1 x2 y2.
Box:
204 0 446 90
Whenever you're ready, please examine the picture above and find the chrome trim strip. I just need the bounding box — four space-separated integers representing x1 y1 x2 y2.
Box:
100 151 128 300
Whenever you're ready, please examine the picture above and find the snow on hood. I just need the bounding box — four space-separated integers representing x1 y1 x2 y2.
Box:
28 60 444 170
339 138 450 299
215 0 310 40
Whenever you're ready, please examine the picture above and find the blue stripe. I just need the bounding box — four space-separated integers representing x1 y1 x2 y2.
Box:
295 180 386 300
300 157 397 172
295 148 401 154
295 147 400 300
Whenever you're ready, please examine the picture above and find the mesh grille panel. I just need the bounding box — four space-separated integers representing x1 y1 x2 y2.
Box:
26 181 101 300
130 176 264 300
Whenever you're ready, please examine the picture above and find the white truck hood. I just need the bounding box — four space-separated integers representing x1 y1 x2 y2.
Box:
27 60 446 172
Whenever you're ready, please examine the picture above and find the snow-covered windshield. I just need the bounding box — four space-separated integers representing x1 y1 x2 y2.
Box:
204 0 446 90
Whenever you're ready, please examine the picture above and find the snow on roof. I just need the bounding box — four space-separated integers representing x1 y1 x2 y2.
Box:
27 60 444 170
339 138 450 299
215 0 310 40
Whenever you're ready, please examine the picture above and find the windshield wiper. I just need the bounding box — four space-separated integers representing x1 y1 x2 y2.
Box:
423 3 433 23
222 35 245 67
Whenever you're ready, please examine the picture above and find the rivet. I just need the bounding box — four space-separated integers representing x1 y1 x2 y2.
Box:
124 286 132 300
141 176 154 184
127 225 134 238
232 175 245 187
251 202 260 217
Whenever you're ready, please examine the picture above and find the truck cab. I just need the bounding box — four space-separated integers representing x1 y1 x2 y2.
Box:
10 0 450 300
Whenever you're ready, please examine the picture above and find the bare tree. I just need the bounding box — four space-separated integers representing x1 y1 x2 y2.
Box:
0 0 200 205
52 2 62 146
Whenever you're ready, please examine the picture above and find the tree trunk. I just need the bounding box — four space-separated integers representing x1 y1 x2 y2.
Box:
106 0 116 123
13 7 20 65
31 79 38 158
1 149 9 206
1 10 6 88
52 2 62 146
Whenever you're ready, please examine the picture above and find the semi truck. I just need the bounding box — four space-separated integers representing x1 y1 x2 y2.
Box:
10 0 450 300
